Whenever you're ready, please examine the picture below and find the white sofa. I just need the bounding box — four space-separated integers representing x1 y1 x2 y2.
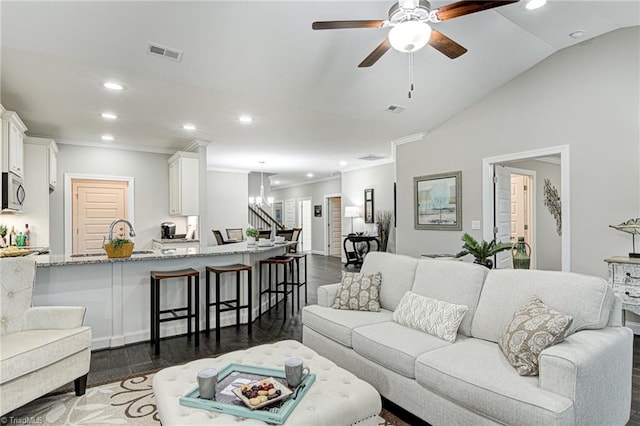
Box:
0 257 91 416
302 252 632 425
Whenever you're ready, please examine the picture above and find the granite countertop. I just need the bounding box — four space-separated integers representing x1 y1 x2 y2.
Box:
35 241 295 267
152 238 200 243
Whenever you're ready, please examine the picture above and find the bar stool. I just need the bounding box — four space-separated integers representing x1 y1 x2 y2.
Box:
150 268 200 355
205 264 252 341
289 253 308 310
258 256 295 320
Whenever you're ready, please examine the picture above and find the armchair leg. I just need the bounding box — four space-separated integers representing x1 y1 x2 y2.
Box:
74 374 88 396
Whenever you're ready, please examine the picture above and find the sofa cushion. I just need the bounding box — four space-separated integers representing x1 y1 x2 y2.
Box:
472 269 615 343
500 297 573 376
301 305 393 348
410 259 488 337
332 271 381 312
352 321 459 379
360 252 419 311
415 338 574 425
0 327 92 384
393 291 468 343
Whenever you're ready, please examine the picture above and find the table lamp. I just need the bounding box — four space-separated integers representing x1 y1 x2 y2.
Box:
345 206 360 234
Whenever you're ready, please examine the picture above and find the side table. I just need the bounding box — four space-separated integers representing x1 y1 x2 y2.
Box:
604 256 640 330
343 234 380 268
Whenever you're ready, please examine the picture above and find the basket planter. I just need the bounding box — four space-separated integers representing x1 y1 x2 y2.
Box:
104 242 134 258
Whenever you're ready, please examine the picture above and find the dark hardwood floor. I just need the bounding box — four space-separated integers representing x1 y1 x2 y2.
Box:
87 254 640 426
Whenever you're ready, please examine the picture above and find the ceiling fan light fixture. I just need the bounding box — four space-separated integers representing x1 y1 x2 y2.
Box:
388 20 432 53
525 0 547 10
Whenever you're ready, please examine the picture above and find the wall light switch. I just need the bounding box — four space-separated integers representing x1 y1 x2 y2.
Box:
471 220 481 230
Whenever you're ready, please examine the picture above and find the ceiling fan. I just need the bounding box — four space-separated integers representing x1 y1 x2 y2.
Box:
312 0 519 67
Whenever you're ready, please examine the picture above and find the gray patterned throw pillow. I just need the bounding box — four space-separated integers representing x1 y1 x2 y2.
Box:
392 291 468 343
499 296 573 376
332 271 382 312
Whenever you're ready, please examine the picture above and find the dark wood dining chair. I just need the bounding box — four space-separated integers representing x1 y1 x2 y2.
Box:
289 228 302 253
276 229 294 241
258 229 272 240
226 228 244 241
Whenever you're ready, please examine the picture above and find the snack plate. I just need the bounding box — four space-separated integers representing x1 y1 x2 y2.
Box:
179 363 315 425
231 376 293 410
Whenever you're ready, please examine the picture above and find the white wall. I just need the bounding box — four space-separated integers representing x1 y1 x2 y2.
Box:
207 170 248 246
341 163 395 237
49 144 175 253
271 177 341 253
396 27 639 277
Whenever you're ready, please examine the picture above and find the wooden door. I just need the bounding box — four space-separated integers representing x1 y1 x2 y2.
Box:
284 199 296 229
328 197 342 257
511 173 534 267
72 179 128 254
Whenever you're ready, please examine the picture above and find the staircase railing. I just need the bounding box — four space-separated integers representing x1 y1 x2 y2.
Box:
248 205 285 231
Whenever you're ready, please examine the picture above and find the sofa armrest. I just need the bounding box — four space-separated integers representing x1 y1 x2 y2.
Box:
539 326 633 426
23 306 86 330
317 283 341 307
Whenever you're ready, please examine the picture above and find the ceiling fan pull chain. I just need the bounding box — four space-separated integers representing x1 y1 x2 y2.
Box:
408 51 415 99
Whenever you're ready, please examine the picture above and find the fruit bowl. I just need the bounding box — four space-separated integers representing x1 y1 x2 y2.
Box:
232 377 292 410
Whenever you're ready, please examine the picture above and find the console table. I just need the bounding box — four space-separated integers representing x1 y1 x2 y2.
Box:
343 235 381 268
604 257 640 327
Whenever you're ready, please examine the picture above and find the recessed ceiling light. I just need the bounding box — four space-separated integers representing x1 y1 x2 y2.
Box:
183 123 196 131
274 180 280 185
239 115 253 123
339 161 348 167
569 30 585 39
306 173 314 178
101 112 117 120
103 81 123 91
101 135 114 141
525 0 546 10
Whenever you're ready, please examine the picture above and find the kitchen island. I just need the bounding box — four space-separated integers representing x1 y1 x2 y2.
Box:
33 242 294 349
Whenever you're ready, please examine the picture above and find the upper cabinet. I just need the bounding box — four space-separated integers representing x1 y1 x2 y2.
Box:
24 137 58 192
1 110 27 178
168 151 199 216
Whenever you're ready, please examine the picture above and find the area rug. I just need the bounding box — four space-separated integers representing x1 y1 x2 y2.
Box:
2 373 408 425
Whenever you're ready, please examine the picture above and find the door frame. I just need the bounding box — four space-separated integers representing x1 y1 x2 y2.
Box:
323 193 342 256
482 145 569 271
64 173 135 256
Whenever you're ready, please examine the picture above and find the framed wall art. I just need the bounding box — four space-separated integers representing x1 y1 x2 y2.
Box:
414 171 462 231
364 188 374 223
314 204 322 217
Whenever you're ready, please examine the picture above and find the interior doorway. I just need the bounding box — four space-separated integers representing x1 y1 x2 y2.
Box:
65 174 135 255
326 195 342 257
482 146 569 271
297 198 312 252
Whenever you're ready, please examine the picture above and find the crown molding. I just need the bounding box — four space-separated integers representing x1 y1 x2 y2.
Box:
183 138 211 152
54 138 177 155
207 166 251 174
272 175 341 190
339 157 395 174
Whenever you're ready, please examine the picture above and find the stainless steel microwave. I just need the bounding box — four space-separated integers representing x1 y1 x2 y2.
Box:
2 172 25 212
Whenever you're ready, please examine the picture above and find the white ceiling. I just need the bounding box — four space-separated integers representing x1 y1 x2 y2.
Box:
1 1 638 187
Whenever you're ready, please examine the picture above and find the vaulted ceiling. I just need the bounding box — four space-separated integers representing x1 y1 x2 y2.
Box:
1 1 638 186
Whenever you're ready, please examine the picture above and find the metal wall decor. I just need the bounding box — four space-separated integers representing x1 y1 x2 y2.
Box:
414 171 462 231
543 178 561 236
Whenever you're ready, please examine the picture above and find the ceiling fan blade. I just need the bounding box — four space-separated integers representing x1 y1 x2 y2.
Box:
358 39 392 68
435 0 519 21
312 20 385 30
428 30 467 59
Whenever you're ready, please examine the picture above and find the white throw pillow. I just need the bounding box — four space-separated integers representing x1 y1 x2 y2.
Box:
393 291 468 343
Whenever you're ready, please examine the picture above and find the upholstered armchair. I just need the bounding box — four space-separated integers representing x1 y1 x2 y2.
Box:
0 257 91 416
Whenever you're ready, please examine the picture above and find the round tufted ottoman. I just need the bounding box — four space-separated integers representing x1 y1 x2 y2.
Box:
153 340 381 425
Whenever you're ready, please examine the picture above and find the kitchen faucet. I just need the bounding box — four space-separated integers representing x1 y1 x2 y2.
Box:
108 219 136 241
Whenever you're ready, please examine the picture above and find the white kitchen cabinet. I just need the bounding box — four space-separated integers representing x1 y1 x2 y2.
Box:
2 110 27 178
168 151 199 216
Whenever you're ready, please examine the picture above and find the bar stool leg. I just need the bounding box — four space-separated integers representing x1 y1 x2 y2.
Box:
296 258 301 312
187 276 192 341
150 276 155 343
283 263 288 321
194 274 199 347
304 255 308 304
154 279 160 355
270 264 275 312
216 272 221 342
236 270 241 329
258 262 263 318
206 269 211 335
247 269 252 335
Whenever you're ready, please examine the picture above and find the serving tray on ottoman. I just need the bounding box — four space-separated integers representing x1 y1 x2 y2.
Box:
179 363 315 424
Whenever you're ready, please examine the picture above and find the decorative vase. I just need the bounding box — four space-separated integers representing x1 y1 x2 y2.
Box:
512 237 531 269
247 236 256 246
474 258 493 269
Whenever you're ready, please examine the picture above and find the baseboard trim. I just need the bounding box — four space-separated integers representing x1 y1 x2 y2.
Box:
311 250 325 255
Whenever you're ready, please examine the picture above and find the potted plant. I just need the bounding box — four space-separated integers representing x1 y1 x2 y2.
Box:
455 232 512 269
246 226 259 245
104 237 135 258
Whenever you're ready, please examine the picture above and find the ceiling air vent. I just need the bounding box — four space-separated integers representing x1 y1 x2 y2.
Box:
147 43 183 62
386 104 405 113
358 154 387 162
